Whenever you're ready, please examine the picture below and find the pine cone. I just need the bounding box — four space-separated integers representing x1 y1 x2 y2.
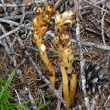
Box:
85 60 110 94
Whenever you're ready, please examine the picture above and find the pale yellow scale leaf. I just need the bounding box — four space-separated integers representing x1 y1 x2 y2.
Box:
62 10 74 20
40 44 46 52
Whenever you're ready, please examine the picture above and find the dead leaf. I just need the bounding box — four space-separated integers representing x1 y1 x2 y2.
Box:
22 0 32 4
95 105 103 109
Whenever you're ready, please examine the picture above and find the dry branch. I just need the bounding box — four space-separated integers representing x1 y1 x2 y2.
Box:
0 0 46 7
16 36 67 105
76 17 90 110
84 0 110 14
0 24 31 40
55 0 67 9
71 39 110 51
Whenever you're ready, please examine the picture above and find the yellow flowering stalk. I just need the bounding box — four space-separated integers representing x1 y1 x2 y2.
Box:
32 4 56 93
53 10 77 109
32 4 77 109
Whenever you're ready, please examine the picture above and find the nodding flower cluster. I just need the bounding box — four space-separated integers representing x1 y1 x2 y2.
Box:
32 4 56 94
32 4 77 109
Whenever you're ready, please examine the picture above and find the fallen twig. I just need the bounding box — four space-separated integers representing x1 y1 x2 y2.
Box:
0 24 14 62
16 36 67 105
0 0 46 8
43 31 110 51
71 39 110 51
56 83 62 110
101 12 106 45
84 0 110 14
0 18 32 30
55 0 67 9
0 24 31 40
0 23 17 66
104 95 110 108
76 16 91 110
